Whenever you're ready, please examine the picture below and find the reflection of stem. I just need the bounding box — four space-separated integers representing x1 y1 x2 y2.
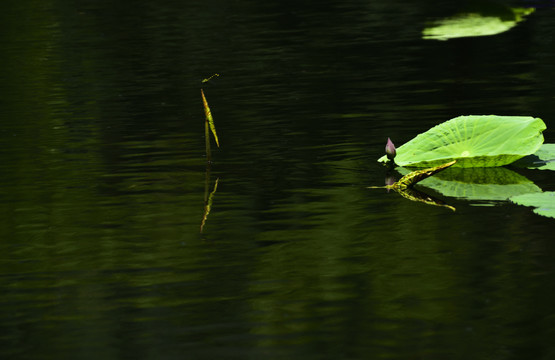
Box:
368 184 455 211
200 164 219 233
396 187 456 212
204 163 211 203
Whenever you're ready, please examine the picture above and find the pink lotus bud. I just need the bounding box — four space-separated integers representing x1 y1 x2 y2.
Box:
385 138 396 160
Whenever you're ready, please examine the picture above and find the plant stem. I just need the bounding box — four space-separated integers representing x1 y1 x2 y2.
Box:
205 115 211 163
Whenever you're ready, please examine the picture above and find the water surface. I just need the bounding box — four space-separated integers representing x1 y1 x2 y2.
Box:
1 0 555 359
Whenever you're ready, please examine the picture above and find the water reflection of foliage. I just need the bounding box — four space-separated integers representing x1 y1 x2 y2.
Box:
398 166 542 202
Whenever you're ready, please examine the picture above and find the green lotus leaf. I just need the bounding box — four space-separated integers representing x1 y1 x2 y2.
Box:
511 144 555 171
423 7 534 40
510 192 555 219
397 166 542 202
378 115 546 168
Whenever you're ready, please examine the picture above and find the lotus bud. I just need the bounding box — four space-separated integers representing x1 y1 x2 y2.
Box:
385 138 396 160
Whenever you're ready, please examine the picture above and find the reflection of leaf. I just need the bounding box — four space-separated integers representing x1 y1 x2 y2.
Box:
511 144 555 171
201 89 220 147
510 192 555 219
423 7 534 40
396 187 456 212
200 178 219 233
378 115 546 168
399 166 542 201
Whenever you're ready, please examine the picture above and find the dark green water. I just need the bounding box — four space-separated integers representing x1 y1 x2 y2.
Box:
1 0 555 359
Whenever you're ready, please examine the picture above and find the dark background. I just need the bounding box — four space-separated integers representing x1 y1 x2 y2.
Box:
1 1 554 359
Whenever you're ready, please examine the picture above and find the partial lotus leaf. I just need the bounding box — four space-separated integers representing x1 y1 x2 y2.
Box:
510 192 555 219
378 115 546 168
423 8 534 40
511 144 555 171
397 166 542 202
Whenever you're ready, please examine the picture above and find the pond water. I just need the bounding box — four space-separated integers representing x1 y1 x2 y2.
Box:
1 0 555 359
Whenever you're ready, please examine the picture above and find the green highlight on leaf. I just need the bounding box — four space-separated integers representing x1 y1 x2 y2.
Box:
378 115 546 168
423 7 534 40
510 192 555 219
